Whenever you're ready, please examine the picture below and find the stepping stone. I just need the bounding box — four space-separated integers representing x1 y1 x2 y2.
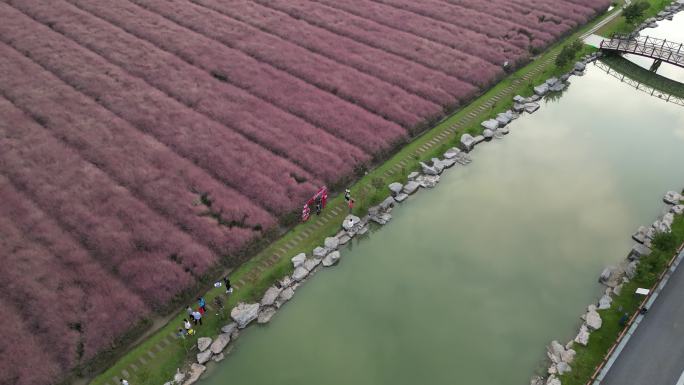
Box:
138 356 147 365
122 370 130 378
130 363 139 372
147 350 156 358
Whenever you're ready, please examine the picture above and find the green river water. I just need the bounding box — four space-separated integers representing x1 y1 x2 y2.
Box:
202 18 684 385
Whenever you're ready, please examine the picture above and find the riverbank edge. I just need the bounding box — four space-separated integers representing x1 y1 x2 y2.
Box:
534 197 684 385
87 3 655 385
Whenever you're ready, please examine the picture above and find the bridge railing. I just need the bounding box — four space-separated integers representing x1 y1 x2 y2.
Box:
600 34 684 68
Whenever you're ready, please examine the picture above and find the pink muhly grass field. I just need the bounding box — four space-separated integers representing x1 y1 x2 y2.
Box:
0 0 611 382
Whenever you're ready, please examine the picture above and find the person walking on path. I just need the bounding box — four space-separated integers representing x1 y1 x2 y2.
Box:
224 277 233 294
192 310 203 326
348 198 355 214
198 297 206 312
344 189 351 202
186 306 193 318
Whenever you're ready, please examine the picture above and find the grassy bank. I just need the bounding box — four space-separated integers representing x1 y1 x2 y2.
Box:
560 216 684 385
89 3 649 385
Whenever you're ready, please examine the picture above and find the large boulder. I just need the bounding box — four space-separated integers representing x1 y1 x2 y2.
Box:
388 182 404 196
574 324 590 346
585 309 602 331
407 171 419 181
574 61 586 72
664 191 682 204
420 161 439 176
556 361 572 375
371 212 392 225
174 369 186 384
261 286 283 307
625 261 638 279
210 333 231 354
221 323 238 335
324 237 339 250
632 226 648 243
430 158 446 174
483 129 494 139
278 287 294 304
672 205 684 215
534 83 549 96
292 266 309 282
481 119 500 130
231 302 260 328
443 147 461 159
599 266 614 283
416 174 440 188
545 77 559 87
291 253 306 268
342 215 361 231
461 133 475 150
524 102 540 114
473 135 486 146
303 257 321 272
196 350 212 365
403 181 420 195
550 82 566 92
379 196 396 211
394 193 408 203
257 307 277 324
629 243 652 260
183 364 206 385
496 112 514 126
322 250 341 267
547 340 565 363
598 294 612 310
313 246 328 259
530 376 544 385
197 337 212 352
513 95 526 103
546 375 561 385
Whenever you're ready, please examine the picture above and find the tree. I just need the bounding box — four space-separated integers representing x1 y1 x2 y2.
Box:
623 1 650 24
555 40 584 68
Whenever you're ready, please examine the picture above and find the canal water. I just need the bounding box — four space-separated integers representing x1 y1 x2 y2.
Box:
202 18 684 385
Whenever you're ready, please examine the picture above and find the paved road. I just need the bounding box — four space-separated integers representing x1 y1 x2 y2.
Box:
601 252 684 385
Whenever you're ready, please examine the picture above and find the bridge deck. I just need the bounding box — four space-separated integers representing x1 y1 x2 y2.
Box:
600 35 684 68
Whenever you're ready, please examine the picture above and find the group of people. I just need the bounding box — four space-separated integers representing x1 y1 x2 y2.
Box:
177 277 233 339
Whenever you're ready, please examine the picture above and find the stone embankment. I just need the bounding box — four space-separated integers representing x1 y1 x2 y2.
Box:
631 1 684 32
530 191 684 385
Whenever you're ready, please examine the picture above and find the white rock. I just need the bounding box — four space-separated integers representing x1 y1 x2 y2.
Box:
211 353 225 362
664 191 682 204
220 323 238 335
230 302 260 328
629 243 652 260
483 129 494 139
323 250 341 267
210 333 231 354
416 174 440 188
625 261 638 279
183 363 206 385
513 103 525 113
598 294 612 310
174 368 186 384
338 234 351 245
574 324 590 346
561 348 576 364
303 257 321 272
379 196 395 210
672 205 684 215
197 337 212 352
258 307 277 324
574 61 586 71
388 182 404 196
394 193 408 202
547 340 565 363
324 236 339 250
291 253 306 268
513 95 526 103
496 112 512 126
586 309 602 331
556 361 572 375
444 147 461 159
663 212 675 227
481 119 500 130
420 161 439 175
342 215 361 231
278 287 294 304
534 83 549 95
461 133 475 150
599 266 614 283
545 77 559 86
313 247 328 258
613 284 623 296
473 135 486 146
278 276 293 289
196 349 212 365
261 286 283 307
292 266 309 281
430 158 445 174
530 376 545 385
546 374 561 385
632 225 648 243
407 171 419 181
403 181 420 195
524 102 540 113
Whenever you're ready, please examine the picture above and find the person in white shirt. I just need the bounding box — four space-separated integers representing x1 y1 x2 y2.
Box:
120 379 129 385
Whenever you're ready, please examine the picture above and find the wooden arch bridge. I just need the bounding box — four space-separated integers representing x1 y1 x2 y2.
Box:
600 34 684 70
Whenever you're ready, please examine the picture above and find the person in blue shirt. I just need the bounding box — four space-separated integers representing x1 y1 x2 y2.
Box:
198 297 206 312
